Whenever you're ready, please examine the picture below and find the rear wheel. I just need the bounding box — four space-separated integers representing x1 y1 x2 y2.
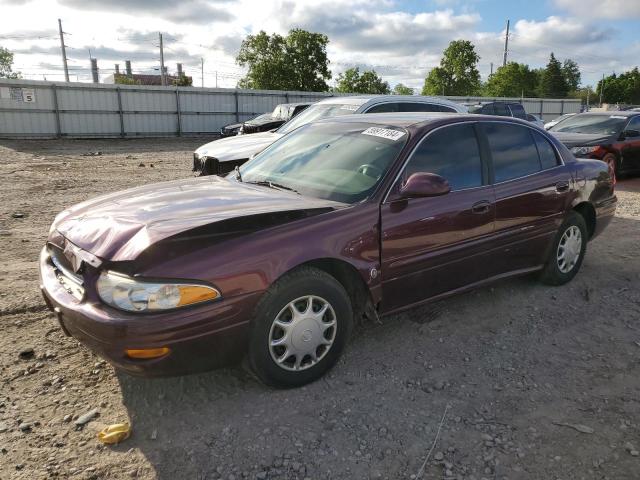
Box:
540 211 588 286
248 267 353 387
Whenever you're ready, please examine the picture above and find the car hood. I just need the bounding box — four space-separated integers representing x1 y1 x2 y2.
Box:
549 131 615 148
50 176 342 262
195 131 282 162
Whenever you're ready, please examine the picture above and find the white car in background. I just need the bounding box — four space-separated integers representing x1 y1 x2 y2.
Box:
544 113 576 130
193 95 468 176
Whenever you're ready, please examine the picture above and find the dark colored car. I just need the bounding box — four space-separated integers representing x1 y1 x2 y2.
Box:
549 111 640 181
219 113 272 137
40 113 616 387
468 101 539 124
239 103 311 135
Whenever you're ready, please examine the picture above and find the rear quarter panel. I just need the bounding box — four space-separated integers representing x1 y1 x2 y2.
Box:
570 158 617 238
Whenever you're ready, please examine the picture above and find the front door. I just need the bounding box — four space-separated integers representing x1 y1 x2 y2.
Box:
380 123 495 313
620 116 640 173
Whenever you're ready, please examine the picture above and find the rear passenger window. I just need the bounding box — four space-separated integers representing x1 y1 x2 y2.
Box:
533 131 560 169
494 103 510 116
481 104 495 115
398 103 456 113
509 104 527 119
366 103 400 113
405 124 483 190
484 123 541 182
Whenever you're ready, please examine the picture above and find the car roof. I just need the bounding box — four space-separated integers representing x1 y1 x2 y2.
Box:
577 111 639 117
316 95 463 109
313 112 544 129
313 112 462 128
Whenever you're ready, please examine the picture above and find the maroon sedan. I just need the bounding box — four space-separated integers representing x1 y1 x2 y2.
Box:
40 113 616 387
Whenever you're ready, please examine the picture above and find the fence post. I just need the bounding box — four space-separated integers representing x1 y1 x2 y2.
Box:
116 87 125 138
560 100 564 115
540 99 544 117
235 90 240 122
285 92 289 103
51 84 61 138
175 88 182 137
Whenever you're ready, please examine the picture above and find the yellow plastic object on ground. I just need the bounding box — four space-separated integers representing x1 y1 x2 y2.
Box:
98 423 131 445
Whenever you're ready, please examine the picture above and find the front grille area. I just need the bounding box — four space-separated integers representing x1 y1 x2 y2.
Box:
217 159 246 176
48 244 83 284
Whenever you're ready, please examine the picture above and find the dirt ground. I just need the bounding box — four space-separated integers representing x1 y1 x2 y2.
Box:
0 138 639 480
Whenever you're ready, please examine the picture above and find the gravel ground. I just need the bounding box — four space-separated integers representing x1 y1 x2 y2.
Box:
0 138 639 480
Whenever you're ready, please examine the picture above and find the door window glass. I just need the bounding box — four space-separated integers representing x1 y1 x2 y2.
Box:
485 123 541 182
532 131 560 169
405 124 483 190
509 104 527 119
493 103 510 116
366 103 401 113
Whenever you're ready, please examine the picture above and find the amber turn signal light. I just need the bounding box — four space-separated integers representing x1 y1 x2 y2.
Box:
125 347 171 359
177 285 220 307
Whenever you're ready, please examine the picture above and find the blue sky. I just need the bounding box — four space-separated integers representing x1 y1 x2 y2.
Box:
1 0 638 89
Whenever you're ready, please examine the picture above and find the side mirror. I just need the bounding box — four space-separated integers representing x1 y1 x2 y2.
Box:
399 172 451 198
621 129 640 139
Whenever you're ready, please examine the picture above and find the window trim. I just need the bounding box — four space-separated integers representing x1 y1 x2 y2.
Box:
382 119 566 203
382 121 490 203
624 115 640 131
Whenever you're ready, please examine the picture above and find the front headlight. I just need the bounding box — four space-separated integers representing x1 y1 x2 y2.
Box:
96 271 220 312
571 146 598 155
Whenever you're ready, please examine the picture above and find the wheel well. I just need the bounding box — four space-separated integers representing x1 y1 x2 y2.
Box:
573 202 596 239
300 258 375 325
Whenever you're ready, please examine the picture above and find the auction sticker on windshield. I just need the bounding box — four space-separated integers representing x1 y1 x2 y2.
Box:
361 127 406 141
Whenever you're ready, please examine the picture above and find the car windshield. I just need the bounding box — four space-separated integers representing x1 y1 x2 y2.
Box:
550 114 627 135
239 122 407 203
277 102 364 135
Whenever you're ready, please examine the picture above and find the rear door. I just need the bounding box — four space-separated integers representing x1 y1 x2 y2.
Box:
620 115 640 172
380 123 495 312
481 122 572 275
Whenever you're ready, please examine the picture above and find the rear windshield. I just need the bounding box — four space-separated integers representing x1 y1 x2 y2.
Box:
277 103 364 135
240 122 407 203
549 114 627 135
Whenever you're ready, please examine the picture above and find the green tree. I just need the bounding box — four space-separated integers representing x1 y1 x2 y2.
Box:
596 68 640 104
172 75 193 87
236 29 331 91
113 74 140 85
422 40 481 96
483 62 539 97
561 59 581 91
0 46 20 79
393 83 414 95
539 53 569 98
336 67 390 94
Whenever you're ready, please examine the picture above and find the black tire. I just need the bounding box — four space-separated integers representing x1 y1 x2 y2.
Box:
540 211 588 286
248 267 353 388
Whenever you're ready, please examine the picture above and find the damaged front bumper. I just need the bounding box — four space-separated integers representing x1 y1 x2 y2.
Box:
38 246 259 376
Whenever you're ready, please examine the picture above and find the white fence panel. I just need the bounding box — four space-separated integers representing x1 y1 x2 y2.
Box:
0 79 584 138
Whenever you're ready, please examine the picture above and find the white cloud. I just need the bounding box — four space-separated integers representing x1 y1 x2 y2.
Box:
0 0 633 88
554 0 640 19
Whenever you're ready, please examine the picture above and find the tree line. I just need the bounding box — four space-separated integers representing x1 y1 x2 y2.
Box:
3 29 639 104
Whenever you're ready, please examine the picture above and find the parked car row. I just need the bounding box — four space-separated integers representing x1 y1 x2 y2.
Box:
41 97 618 386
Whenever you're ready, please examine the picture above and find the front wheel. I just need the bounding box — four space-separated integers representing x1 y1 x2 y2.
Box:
248 267 353 387
539 211 588 286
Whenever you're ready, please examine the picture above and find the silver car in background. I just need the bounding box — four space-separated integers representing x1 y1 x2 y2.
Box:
193 95 468 176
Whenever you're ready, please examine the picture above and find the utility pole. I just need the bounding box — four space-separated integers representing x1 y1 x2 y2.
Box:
159 32 166 86
215 71 218 88
201 58 204 87
502 19 510 67
599 73 605 106
490 62 493 76
58 19 69 82
90 58 99 83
